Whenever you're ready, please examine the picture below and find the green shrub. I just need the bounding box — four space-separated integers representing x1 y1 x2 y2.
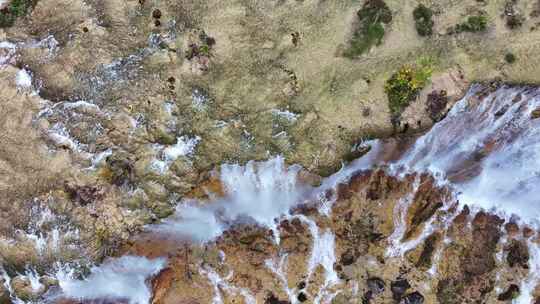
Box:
385 60 433 115
455 15 488 33
505 52 517 64
413 4 434 36
0 0 37 28
344 0 392 58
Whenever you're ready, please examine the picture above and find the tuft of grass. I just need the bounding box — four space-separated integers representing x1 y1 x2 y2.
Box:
455 15 488 33
344 0 392 58
413 4 434 37
385 59 433 115
0 0 37 28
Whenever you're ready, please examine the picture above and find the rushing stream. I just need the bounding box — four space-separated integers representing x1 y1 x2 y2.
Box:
3 84 540 303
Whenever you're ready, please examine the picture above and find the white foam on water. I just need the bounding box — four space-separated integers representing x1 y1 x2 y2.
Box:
264 215 340 304
318 139 383 192
89 148 112 169
25 268 44 293
152 203 225 242
305 225 339 286
427 236 451 276
21 35 59 58
385 85 540 296
20 204 75 255
191 88 208 110
47 123 84 153
56 256 166 304
200 266 256 304
272 109 299 122
385 179 420 257
163 136 200 161
62 100 101 115
150 136 200 174
0 41 16 66
265 255 298 304
16 69 32 89
397 85 540 223
1 268 13 295
292 215 339 303
153 156 306 243
514 241 540 304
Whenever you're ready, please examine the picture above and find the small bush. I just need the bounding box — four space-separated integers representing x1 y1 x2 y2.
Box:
506 14 524 29
0 0 37 28
504 0 524 29
505 52 517 64
344 0 392 57
455 15 488 33
413 4 434 36
385 60 433 115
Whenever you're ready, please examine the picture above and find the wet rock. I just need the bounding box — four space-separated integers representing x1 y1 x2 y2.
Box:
105 153 134 186
426 90 449 122
339 250 356 266
336 170 371 200
297 292 307 302
504 222 519 237
531 108 540 119
506 239 529 269
497 284 519 301
363 277 385 303
494 104 510 117
436 278 464 304
152 9 162 19
0 278 10 304
265 293 290 304
523 226 534 238
366 277 385 295
39 276 58 289
343 143 372 163
391 278 411 300
297 169 322 187
150 203 173 219
404 175 446 240
462 212 503 276
365 169 398 201
400 292 424 304
415 233 440 270
10 275 45 301
151 268 174 304
64 182 105 206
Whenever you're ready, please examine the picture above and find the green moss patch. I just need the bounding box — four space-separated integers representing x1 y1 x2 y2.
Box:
0 0 38 28
413 4 434 37
385 59 433 115
344 0 392 58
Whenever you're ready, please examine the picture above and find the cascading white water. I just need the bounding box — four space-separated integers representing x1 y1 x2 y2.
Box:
514 242 540 304
200 265 256 304
397 85 540 222
152 156 307 243
385 85 540 302
385 178 420 257
151 136 200 174
55 256 166 304
6 84 540 304
265 255 298 304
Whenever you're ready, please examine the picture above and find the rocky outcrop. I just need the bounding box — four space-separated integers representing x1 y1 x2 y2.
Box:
0 277 11 304
109 169 530 304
